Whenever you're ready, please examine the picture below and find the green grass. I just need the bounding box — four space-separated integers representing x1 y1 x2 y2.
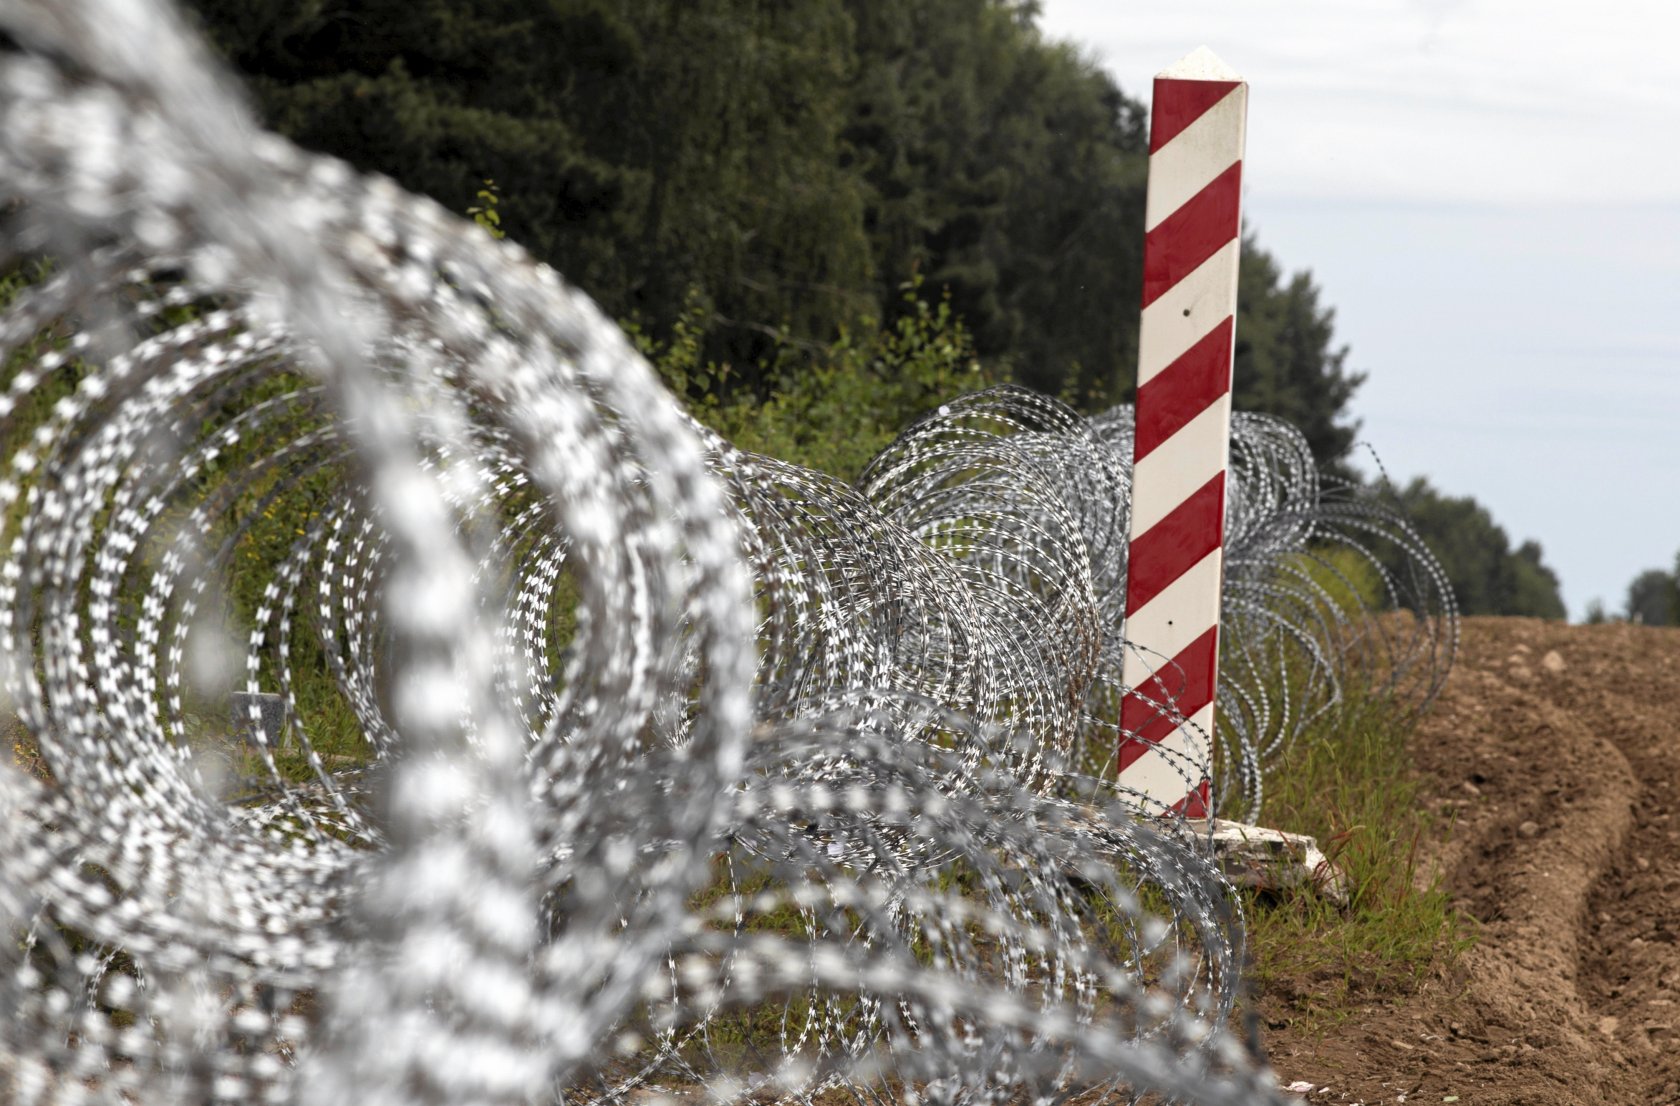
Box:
1238 685 1474 1030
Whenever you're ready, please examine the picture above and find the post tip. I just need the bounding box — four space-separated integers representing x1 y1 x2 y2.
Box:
1157 46 1242 82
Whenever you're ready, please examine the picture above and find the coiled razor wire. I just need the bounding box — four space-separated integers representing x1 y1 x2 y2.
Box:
0 2 1454 1104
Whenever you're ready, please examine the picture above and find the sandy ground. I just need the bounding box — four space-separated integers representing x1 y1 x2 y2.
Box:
1264 618 1680 1105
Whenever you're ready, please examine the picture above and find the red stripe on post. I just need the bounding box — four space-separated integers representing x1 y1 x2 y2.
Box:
1117 625 1220 772
1171 781 1211 819
1140 161 1243 307
1133 317 1234 461
1124 472 1226 616
1149 79 1242 153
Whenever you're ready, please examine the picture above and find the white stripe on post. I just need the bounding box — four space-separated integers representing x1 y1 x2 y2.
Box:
1130 403 1228 535
1142 92 1249 230
1136 241 1241 382
1120 551 1224 659
1118 47 1247 818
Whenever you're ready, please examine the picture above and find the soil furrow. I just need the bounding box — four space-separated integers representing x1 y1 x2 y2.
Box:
1267 619 1680 1105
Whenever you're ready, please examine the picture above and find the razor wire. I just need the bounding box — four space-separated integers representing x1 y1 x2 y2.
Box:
849 391 1455 820
0 1 1452 1104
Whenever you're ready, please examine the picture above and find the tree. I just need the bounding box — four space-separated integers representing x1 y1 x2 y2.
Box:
1508 540 1568 623
839 1 1149 403
183 0 648 294
1625 565 1678 625
1383 478 1566 619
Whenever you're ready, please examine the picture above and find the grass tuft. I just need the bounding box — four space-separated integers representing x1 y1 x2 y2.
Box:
1239 686 1474 1031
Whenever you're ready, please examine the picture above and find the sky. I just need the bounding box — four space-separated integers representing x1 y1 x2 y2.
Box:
1035 0 1680 619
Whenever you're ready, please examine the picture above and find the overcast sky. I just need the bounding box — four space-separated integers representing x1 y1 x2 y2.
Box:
1036 0 1680 619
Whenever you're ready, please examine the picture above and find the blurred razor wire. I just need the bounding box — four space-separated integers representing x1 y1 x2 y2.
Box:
0 1 1452 1104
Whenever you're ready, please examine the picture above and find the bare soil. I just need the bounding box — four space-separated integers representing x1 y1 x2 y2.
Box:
1263 618 1680 1105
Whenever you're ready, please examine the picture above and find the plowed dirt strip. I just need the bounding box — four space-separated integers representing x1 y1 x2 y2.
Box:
1265 619 1680 1106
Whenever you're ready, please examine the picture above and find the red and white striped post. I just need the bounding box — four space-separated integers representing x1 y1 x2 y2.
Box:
1117 47 1247 818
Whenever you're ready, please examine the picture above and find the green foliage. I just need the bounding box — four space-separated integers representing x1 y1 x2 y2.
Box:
1506 540 1566 620
1624 561 1679 626
841 0 1149 405
184 0 874 372
638 277 997 479
466 178 505 239
178 0 1364 467
1289 544 1388 615
1382 477 1566 619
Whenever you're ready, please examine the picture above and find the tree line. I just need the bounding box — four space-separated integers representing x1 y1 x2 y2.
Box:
170 0 1565 618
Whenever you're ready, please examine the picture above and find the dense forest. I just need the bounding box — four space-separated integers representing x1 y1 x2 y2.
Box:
164 0 1563 617
180 0 1359 452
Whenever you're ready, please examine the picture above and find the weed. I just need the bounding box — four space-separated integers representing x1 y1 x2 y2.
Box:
1240 685 1474 1031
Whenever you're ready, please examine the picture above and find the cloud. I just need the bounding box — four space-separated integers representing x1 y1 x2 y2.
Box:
1037 0 1680 205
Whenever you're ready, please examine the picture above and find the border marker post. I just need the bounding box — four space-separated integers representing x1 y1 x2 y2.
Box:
1117 47 1247 817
